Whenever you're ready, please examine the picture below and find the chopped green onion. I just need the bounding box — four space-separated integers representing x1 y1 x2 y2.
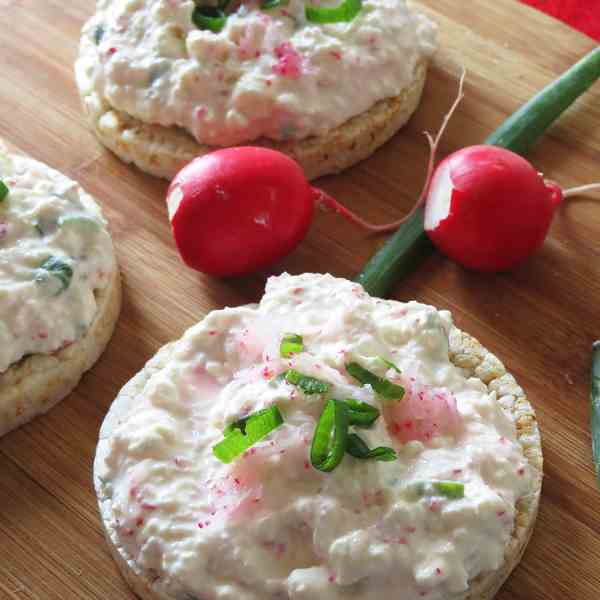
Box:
213 405 284 463
379 356 401 373
34 221 45 236
192 5 227 33
414 480 465 500
305 0 362 24
0 180 8 202
311 399 349 472
280 333 303 358
35 256 73 294
346 433 396 462
58 214 101 229
284 369 330 395
344 399 380 428
93 24 105 45
346 362 404 400
591 341 600 487
262 0 286 8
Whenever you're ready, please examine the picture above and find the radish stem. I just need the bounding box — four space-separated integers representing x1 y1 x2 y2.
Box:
314 72 466 234
357 47 600 298
562 183 600 198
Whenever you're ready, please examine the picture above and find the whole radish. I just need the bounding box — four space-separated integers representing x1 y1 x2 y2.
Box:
423 145 563 271
167 147 315 277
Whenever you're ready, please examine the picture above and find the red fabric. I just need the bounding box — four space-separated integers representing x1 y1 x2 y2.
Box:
519 0 600 41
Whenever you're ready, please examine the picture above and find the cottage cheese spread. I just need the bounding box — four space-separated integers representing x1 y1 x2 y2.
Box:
0 147 116 373
76 0 436 146
98 273 534 600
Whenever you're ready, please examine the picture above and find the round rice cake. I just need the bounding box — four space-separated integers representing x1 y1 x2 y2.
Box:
95 273 542 600
75 0 436 180
0 142 121 436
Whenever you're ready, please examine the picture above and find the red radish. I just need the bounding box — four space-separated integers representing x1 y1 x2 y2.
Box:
167 147 404 277
423 146 563 271
167 147 315 277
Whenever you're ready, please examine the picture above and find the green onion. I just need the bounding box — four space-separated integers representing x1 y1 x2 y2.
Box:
93 25 105 45
414 480 465 500
262 0 286 9
58 214 101 229
280 333 303 358
284 369 330 395
305 0 362 24
310 399 349 472
591 341 600 487
346 433 396 462
379 356 401 373
346 362 404 400
192 5 227 33
344 399 380 428
0 180 8 202
213 405 284 463
35 256 73 294
356 48 600 298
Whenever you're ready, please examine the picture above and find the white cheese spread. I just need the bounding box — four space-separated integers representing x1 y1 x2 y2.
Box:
76 0 437 146
0 146 116 373
98 273 534 600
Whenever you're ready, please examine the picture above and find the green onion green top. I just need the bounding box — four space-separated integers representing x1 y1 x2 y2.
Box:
379 356 401 373
284 369 330 395
213 405 284 463
344 399 380 428
280 333 303 358
590 341 600 487
262 0 286 8
310 399 349 472
346 433 396 462
305 0 362 23
0 180 8 202
346 362 404 400
35 256 73 294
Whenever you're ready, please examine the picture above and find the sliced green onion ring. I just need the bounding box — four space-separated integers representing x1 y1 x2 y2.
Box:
280 333 303 358
284 369 330 395
192 5 227 33
346 362 404 400
379 356 401 373
213 406 284 463
415 480 465 500
311 399 349 472
344 399 380 428
346 433 396 462
35 256 73 294
305 0 362 24
0 180 8 202
58 214 101 229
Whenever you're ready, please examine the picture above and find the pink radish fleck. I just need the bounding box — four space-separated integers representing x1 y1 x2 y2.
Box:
272 42 303 79
387 379 461 444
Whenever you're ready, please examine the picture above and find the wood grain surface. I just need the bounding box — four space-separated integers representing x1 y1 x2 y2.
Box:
1 1 600 598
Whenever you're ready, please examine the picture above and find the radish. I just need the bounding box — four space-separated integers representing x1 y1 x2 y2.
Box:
358 47 600 296
167 147 315 277
422 145 598 271
167 147 411 277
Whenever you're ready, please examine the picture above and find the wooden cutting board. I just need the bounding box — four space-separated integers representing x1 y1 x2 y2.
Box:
1 1 599 598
